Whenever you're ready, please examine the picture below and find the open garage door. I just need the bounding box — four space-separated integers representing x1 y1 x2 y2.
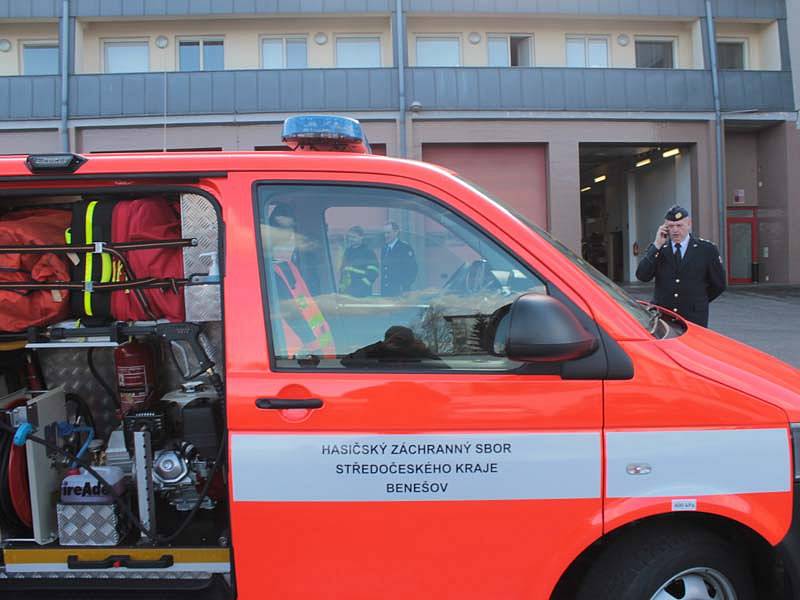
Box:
580 143 693 283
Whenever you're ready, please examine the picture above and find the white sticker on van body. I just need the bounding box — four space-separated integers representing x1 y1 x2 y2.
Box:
231 432 601 502
606 428 790 498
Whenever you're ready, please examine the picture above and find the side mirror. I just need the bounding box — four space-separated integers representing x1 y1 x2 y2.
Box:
502 293 599 363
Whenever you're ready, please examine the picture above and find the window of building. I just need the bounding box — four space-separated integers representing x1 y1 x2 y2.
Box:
488 35 533 67
415 36 460 67
21 42 59 75
262 37 308 69
635 39 675 68
104 41 149 73
256 183 548 371
178 38 224 71
566 36 608 68
336 36 381 68
717 40 746 69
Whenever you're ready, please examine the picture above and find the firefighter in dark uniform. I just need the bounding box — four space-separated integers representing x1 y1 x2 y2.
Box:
636 205 726 327
380 221 417 296
339 226 379 297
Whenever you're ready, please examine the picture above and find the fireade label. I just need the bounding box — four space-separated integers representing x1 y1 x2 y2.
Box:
231 432 600 502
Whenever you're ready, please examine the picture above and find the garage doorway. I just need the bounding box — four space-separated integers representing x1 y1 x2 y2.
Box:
579 143 693 283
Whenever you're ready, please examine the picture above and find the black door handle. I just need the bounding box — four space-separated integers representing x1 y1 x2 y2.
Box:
256 398 324 410
67 554 174 570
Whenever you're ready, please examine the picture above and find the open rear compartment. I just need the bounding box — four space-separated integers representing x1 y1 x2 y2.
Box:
0 188 232 598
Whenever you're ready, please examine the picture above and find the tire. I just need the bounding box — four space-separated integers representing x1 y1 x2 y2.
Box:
576 525 756 600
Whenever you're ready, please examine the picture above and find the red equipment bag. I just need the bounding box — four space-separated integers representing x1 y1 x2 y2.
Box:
0 209 71 332
110 198 185 322
70 198 185 323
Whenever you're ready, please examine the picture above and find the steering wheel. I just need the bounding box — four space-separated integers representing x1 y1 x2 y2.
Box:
464 259 501 295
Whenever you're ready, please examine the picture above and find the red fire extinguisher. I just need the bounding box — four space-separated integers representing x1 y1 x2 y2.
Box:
115 339 157 416
23 350 45 391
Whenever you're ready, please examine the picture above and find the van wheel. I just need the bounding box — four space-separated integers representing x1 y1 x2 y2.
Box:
576 526 755 600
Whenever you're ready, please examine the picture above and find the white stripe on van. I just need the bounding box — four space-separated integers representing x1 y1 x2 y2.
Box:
231 432 601 502
606 428 791 498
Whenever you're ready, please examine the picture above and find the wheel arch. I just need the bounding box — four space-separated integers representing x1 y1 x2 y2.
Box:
550 511 780 600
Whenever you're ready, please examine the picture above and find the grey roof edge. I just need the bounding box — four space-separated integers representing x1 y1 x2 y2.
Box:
60 0 783 19
1 0 783 20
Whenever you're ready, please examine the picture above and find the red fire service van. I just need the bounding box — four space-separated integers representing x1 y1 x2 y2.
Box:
0 115 798 600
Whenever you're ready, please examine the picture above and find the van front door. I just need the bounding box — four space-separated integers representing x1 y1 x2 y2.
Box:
226 181 603 599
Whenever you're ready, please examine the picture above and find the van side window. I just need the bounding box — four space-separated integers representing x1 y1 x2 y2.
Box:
256 184 547 371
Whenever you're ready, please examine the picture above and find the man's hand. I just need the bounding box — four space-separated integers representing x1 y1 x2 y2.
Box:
653 222 669 247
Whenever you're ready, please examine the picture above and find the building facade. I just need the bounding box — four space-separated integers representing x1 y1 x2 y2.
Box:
0 0 797 283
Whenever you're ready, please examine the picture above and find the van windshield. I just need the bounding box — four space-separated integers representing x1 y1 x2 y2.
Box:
455 176 655 333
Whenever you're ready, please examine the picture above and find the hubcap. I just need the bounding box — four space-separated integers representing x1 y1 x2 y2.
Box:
649 567 737 600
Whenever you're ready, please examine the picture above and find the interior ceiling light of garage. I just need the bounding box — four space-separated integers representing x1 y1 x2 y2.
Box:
580 145 654 172
579 144 687 187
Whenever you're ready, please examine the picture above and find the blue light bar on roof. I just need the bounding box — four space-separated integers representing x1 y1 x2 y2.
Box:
282 115 371 154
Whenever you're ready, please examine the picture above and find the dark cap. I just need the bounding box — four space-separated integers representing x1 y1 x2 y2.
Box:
348 225 365 236
664 205 689 221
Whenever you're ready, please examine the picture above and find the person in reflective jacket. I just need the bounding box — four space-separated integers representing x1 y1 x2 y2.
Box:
635 205 726 327
339 226 379 297
267 203 336 358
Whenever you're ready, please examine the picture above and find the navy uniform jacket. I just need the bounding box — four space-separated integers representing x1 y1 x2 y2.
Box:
635 234 726 327
381 240 417 296
340 244 379 297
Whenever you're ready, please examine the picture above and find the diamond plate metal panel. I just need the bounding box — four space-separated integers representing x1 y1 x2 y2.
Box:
181 193 218 276
184 285 222 323
1 571 214 579
39 346 119 438
181 193 222 322
57 503 128 546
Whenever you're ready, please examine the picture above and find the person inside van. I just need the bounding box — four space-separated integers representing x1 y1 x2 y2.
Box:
266 203 336 358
